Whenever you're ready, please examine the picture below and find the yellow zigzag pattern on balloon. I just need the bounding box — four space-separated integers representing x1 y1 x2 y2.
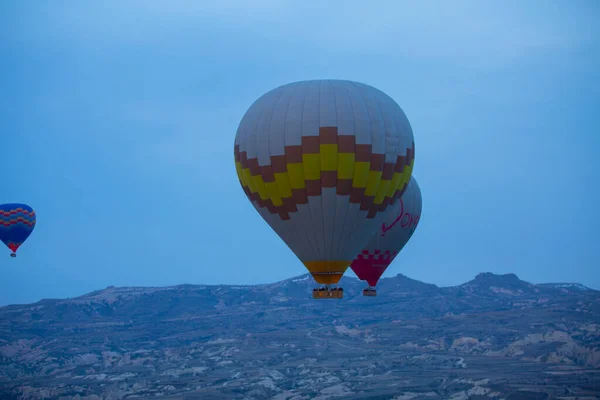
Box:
235 157 414 207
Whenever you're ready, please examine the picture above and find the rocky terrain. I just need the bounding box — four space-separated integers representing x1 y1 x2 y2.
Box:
1 272 599 400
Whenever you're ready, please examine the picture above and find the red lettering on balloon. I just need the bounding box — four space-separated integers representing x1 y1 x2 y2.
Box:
381 199 404 236
412 215 420 226
400 213 412 228
381 199 420 236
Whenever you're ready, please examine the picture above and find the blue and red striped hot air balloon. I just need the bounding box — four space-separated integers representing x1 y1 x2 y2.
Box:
0 203 36 257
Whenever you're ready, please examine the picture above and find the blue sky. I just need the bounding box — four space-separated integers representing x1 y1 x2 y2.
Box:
1 1 599 305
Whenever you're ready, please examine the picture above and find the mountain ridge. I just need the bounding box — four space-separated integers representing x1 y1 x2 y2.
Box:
2 271 595 309
1 271 599 399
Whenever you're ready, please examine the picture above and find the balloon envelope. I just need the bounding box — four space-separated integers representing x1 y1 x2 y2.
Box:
234 80 415 284
0 203 36 255
350 176 422 287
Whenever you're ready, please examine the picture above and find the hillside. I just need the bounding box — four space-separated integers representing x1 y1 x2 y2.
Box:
1 273 599 400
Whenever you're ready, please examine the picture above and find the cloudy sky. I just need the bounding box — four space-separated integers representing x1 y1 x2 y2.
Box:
2 1 599 305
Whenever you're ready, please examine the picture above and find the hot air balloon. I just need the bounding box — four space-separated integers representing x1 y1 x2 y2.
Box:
234 80 415 299
0 203 36 257
350 176 422 296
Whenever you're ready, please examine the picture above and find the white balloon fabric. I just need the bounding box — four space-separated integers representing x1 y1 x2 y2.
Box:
234 80 415 284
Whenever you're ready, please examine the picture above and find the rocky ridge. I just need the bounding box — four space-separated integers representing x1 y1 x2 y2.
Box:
1 272 599 399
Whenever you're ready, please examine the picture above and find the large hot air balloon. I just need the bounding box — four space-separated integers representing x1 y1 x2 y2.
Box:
234 80 415 299
0 203 36 257
350 176 422 296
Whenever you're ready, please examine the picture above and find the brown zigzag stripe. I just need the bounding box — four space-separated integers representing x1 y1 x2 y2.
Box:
235 127 415 221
